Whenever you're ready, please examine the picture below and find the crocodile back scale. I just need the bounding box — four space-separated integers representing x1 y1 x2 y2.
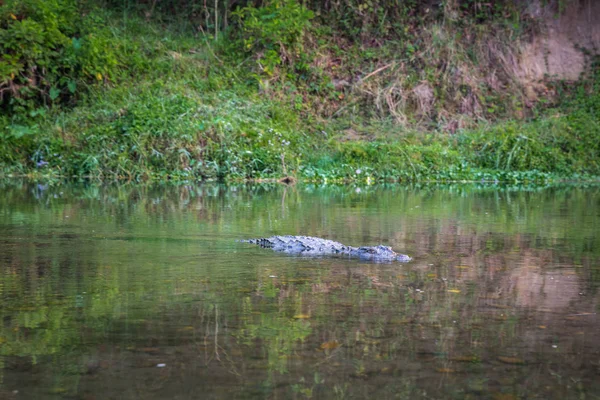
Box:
241 235 411 262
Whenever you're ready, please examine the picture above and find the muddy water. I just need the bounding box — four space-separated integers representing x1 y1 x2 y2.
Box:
0 183 598 399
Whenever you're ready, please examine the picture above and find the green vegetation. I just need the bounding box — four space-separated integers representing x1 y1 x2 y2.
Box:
1 0 598 183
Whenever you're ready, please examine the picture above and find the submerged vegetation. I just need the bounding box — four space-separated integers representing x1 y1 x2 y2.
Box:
0 0 598 183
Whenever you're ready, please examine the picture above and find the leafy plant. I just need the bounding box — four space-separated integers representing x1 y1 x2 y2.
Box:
231 0 313 76
0 0 119 117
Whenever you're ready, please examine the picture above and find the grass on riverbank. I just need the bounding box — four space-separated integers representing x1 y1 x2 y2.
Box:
1 9 599 184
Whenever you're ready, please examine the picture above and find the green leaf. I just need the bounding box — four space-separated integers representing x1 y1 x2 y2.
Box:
67 80 77 94
8 124 37 139
49 87 60 101
30 108 46 117
72 37 82 51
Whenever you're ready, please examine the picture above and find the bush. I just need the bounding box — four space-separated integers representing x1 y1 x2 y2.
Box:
0 0 118 118
231 0 313 77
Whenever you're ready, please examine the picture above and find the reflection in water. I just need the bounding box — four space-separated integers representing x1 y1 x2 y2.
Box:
0 182 598 399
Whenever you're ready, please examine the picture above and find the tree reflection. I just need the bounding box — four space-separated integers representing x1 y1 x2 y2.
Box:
0 182 598 398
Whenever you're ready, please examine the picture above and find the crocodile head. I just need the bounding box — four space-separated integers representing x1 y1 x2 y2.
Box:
356 245 411 262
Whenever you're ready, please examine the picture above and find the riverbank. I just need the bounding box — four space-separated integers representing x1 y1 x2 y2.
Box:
2 87 598 184
1 3 598 184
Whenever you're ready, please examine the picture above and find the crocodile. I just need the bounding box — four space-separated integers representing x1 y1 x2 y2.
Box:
241 235 411 262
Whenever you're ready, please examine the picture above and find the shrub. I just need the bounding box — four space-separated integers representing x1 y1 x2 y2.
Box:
231 0 313 76
0 0 118 118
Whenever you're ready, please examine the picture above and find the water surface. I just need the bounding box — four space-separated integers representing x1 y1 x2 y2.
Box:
0 183 599 399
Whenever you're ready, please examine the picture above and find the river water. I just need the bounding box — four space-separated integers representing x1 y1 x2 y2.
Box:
0 182 598 399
